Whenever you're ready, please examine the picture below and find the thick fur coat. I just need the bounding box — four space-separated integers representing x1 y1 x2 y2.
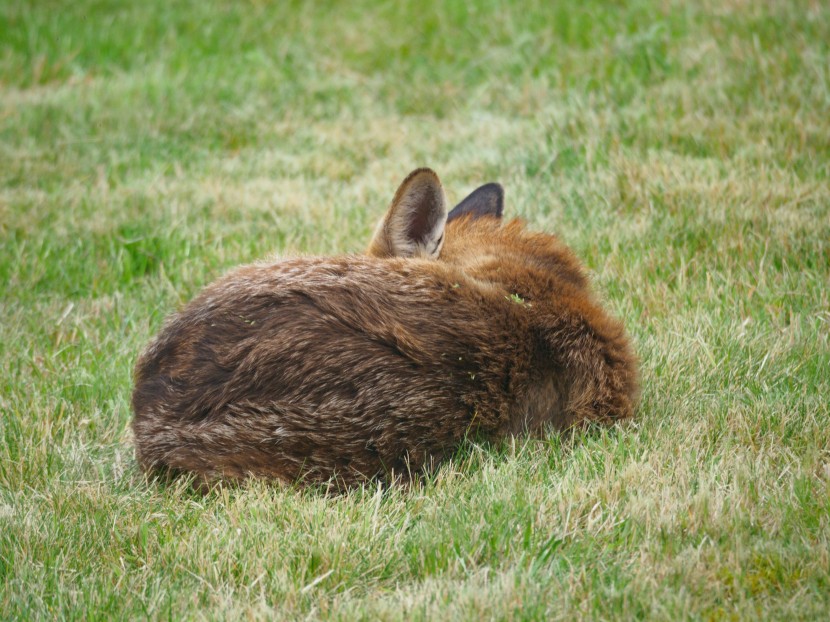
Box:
132 169 638 488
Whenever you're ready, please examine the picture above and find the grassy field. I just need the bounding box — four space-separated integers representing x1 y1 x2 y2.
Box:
2 0 829 619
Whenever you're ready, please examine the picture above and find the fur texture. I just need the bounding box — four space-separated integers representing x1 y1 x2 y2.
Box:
132 168 639 488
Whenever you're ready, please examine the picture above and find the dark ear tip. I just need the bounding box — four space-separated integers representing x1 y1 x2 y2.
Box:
402 168 440 184
481 182 504 194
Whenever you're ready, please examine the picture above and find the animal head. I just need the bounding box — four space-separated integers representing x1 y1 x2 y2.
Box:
366 168 504 259
367 168 587 294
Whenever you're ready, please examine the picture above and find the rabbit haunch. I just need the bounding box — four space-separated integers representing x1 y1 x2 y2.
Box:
132 168 638 488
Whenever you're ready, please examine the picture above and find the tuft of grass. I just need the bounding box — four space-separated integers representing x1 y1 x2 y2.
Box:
2 0 828 619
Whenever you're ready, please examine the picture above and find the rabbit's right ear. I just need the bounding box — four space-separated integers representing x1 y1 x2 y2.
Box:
447 182 504 223
367 168 447 258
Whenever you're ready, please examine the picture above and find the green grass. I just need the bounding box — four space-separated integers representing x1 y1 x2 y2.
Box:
2 0 829 618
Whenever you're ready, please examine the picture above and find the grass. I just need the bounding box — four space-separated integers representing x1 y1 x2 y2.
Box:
1 0 829 618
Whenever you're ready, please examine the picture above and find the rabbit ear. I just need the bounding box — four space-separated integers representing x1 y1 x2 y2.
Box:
367 168 447 258
447 182 504 223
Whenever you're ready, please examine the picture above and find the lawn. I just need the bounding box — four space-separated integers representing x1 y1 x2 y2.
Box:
1 0 828 619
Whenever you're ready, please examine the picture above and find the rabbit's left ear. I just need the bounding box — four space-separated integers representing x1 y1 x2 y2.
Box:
367 168 447 258
447 183 504 223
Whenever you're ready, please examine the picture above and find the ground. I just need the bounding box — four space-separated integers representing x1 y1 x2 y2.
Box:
1 0 828 619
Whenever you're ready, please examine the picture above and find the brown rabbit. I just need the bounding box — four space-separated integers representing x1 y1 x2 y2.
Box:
132 168 638 489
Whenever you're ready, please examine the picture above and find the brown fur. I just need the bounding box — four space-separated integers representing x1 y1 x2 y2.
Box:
132 168 638 489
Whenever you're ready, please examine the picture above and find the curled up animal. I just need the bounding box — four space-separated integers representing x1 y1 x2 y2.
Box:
132 168 639 489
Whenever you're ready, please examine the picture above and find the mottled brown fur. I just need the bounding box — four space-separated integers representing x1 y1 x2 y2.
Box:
132 168 638 488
